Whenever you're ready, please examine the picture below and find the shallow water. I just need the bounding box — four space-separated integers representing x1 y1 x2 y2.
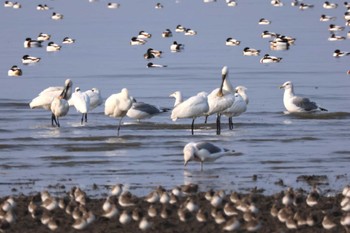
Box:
0 0 350 197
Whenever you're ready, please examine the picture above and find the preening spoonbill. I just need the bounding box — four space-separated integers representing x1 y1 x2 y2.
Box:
205 66 235 135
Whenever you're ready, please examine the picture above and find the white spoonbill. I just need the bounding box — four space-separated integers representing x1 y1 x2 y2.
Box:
85 88 103 111
170 91 209 135
68 87 90 125
279 81 328 113
127 100 169 121
183 141 235 171
50 83 71 127
30 79 73 110
104 88 133 136
223 86 249 130
205 66 235 135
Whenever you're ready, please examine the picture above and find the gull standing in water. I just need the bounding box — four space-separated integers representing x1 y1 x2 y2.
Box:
127 99 169 121
68 87 90 125
30 79 73 126
279 81 328 113
170 91 209 135
104 88 133 136
183 141 235 171
205 66 235 135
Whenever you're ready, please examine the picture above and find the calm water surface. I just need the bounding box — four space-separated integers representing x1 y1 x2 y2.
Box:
0 0 349 197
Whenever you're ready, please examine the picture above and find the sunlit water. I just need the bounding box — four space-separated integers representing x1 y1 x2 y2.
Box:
0 0 350 197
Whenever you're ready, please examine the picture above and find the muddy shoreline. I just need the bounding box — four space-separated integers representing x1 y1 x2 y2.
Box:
0 181 349 233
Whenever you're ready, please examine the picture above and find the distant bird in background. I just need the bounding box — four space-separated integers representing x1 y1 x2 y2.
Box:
279 81 327 113
183 141 235 171
104 88 133 136
8 65 22 77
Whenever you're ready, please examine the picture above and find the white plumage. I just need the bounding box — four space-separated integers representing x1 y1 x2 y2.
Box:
205 66 235 135
170 91 209 135
279 81 327 113
104 88 133 136
223 86 248 130
183 141 235 170
30 79 73 111
85 88 103 111
30 79 73 127
68 87 90 124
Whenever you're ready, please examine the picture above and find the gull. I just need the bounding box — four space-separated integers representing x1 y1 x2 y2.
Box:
68 87 90 125
183 141 235 171
170 91 209 135
104 88 133 136
205 66 235 135
279 81 327 113
127 100 169 121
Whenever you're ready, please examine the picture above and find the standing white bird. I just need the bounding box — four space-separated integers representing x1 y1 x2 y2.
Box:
50 87 70 127
170 91 209 135
205 66 235 135
279 81 328 113
85 88 103 112
183 141 235 171
30 79 73 110
223 86 249 130
68 87 90 125
104 88 133 136
30 79 73 126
